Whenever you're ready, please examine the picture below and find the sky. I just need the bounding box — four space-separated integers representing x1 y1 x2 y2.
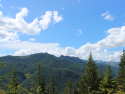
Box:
0 0 125 62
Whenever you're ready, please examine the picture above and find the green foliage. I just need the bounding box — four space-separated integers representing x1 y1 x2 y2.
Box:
0 57 10 86
36 62 46 94
76 52 99 94
49 75 57 94
97 65 117 94
117 49 125 92
63 78 74 94
0 53 120 94
4 65 28 94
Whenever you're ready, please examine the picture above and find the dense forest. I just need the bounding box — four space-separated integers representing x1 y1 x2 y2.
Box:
0 50 125 94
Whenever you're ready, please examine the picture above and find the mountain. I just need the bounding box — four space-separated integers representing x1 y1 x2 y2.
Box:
0 53 119 94
95 60 119 67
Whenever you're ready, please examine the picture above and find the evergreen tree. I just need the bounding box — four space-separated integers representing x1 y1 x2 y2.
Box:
45 83 51 94
0 57 10 85
0 57 10 93
5 65 19 94
63 78 74 94
36 62 45 94
98 65 117 94
25 62 46 94
98 66 104 83
76 52 98 94
117 49 125 92
49 75 57 94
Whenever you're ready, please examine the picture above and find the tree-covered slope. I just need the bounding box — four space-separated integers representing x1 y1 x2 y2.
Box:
0 53 119 94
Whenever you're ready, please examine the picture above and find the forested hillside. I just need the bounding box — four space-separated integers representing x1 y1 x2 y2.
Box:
0 52 123 94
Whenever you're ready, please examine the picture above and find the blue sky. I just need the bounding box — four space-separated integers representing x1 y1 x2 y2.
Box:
0 0 125 62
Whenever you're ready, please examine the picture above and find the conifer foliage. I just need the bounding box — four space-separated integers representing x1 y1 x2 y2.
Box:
76 52 99 93
63 78 74 94
49 75 57 94
37 62 46 94
98 65 117 94
6 65 19 94
117 49 125 92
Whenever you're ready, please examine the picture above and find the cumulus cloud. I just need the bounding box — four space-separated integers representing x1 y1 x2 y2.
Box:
0 8 63 42
0 7 41 35
97 26 125 48
14 48 34 56
101 11 115 21
1 23 125 61
53 11 63 24
108 51 121 61
39 11 52 30
0 30 19 42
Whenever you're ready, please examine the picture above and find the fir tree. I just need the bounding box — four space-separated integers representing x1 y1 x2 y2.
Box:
25 62 46 94
49 75 57 94
98 65 117 94
0 57 10 93
63 78 74 94
5 65 19 94
36 62 45 94
76 52 98 94
45 83 51 94
117 49 125 92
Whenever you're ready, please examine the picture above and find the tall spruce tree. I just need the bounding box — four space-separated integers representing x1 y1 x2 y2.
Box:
49 75 57 94
0 57 10 93
5 65 19 94
117 49 125 92
98 65 117 94
36 62 45 94
63 78 74 94
76 52 98 94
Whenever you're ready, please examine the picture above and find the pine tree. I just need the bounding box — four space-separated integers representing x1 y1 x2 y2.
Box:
76 52 98 94
45 83 51 94
98 65 117 94
36 62 45 94
5 64 19 94
63 78 74 94
49 75 57 94
117 49 125 92
0 57 10 85
25 62 46 94
0 57 10 93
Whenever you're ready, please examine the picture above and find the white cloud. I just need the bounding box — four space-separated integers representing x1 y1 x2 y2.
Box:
97 26 125 48
103 49 108 54
0 7 41 35
30 38 35 41
101 11 109 16
77 29 82 36
53 11 63 24
108 51 121 61
105 14 114 21
0 30 19 42
0 8 63 37
101 11 115 21
39 11 52 30
1 26 124 61
14 48 35 56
